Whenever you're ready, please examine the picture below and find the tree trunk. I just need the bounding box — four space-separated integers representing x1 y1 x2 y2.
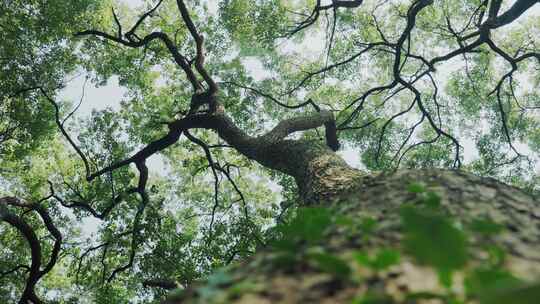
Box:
164 154 540 303
80 102 539 303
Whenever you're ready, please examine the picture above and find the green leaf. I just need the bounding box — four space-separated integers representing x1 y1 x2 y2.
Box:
335 215 355 227
486 245 507 267
372 249 401 270
480 283 540 304
408 182 426 193
351 294 394 304
308 252 351 279
400 205 468 276
424 191 441 208
269 238 296 253
281 207 332 243
465 267 521 297
271 251 298 268
358 216 378 234
354 249 400 271
438 268 453 289
469 218 504 236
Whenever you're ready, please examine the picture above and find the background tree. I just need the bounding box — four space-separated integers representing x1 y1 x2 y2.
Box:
1 0 540 303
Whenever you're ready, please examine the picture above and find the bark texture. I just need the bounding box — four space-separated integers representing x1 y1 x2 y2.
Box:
206 110 362 203
165 167 540 304
172 110 359 204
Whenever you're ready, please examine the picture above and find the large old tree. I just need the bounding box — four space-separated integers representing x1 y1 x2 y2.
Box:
1 0 540 303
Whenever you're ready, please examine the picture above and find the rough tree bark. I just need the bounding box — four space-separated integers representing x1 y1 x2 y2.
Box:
162 132 540 303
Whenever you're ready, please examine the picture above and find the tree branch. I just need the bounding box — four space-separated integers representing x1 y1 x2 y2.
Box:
176 0 217 94
0 196 63 304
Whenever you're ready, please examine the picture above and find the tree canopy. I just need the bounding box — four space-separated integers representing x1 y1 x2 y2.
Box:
1 0 539 303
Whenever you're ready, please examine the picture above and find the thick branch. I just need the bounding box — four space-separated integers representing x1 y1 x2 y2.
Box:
491 0 539 29
176 0 217 93
1 199 42 304
89 108 340 181
262 110 337 147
